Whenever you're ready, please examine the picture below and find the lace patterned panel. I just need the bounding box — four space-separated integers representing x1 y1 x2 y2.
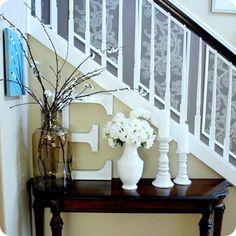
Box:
205 51 236 148
140 0 151 90
141 0 184 111
90 0 103 50
204 51 215 135
170 22 184 112
154 7 168 101
74 0 118 63
106 0 119 63
74 0 86 39
215 59 229 145
230 70 236 156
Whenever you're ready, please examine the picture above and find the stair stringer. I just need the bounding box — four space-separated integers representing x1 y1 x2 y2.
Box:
27 19 236 186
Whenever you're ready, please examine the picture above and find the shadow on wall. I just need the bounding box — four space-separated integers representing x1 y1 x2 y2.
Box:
16 121 31 236
0 160 5 233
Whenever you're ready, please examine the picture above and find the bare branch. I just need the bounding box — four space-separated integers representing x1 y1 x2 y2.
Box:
10 102 40 109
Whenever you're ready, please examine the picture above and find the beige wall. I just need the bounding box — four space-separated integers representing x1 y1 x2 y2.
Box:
29 36 236 236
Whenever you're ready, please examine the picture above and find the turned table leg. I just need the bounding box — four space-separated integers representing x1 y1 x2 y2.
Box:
33 200 44 236
213 203 225 236
50 200 63 236
199 209 212 236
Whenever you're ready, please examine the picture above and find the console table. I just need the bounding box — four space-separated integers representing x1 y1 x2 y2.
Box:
29 178 230 236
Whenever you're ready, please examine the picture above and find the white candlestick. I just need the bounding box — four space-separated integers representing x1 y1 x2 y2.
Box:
159 109 170 139
152 137 174 188
177 124 189 153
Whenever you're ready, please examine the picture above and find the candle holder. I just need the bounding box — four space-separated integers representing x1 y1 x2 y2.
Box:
173 151 191 185
152 138 174 188
174 123 191 185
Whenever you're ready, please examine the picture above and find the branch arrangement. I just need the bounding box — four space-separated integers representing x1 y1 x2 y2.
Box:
0 13 130 117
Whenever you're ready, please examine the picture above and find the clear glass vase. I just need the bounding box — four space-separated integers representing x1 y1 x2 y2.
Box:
32 111 72 190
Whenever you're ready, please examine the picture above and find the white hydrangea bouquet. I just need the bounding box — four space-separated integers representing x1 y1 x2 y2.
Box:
103 108 156 149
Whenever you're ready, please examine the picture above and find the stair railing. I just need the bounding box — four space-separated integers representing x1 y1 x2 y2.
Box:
27 0 236 183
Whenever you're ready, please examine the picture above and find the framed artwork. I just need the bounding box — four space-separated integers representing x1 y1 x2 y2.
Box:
3 28 25 96
212 0 236 13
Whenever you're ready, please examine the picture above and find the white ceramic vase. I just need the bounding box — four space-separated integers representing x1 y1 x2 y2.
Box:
117 143 144 190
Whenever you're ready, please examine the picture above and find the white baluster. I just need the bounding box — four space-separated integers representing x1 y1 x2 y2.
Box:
165 13 171 110
35 0 42 20
117 0 123 81
194 37 202 138
68 0 74 44
209 51 218 149
133 0 142 90
26 0 32 33
223 63 233 161
184 29 191 121
179 26 187 124
149 2 155 105
174 123 191 185
101 0 107 67
152 109 173 188
85 0 90 56
202 47 210 136
50 0 57 32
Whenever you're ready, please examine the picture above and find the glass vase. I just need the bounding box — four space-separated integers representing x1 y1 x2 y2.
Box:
32 111 72 190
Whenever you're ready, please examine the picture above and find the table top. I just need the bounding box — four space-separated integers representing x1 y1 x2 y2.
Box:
32 178 229 200
30 178 230 214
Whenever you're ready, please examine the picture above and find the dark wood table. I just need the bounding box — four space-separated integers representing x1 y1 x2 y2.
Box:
29 178 230 236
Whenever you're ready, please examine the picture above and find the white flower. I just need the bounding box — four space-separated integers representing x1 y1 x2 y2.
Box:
114 115 127 128
129 119 142 130
109 125 120 140
130 107 151 120
44 90 53 97
103 108 156 149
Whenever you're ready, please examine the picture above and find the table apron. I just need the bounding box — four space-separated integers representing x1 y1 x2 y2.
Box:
60 199 214 214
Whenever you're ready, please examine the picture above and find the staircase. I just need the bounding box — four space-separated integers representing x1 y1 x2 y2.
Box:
27 0 236 185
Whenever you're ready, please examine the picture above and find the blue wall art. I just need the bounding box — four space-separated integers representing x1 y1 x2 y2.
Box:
3 28 25 96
